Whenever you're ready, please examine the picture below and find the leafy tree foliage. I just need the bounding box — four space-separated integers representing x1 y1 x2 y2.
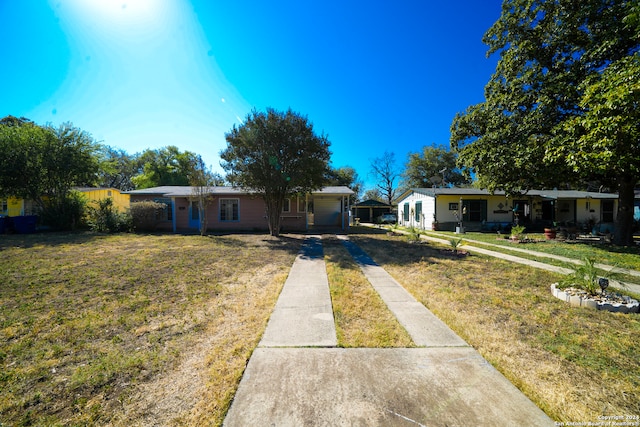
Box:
451 0 639 245
325 166 363 202
131 146 200 189
96 146 143 191
0 118 99 229
403 145 470 188
369 151 400 205
362 188 383 202
221 108 331 236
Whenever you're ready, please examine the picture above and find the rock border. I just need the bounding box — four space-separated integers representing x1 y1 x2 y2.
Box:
550 283 640 314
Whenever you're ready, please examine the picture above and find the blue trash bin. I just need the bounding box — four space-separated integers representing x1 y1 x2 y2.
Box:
12 215 38 234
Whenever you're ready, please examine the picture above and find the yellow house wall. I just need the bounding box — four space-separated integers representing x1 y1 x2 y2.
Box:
82 189 130 212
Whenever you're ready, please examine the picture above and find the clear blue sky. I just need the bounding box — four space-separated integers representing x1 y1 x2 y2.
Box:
0 0 501 191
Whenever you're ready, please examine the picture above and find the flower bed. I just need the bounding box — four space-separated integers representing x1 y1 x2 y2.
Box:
550 283 640 314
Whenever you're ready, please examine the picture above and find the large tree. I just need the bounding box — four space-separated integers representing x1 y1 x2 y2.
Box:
325 166 363 202
96 146 143 191
132 146 200 189
221 108 331 237
451 0 639 245
369 151 401 205
0 119 99 228
403 145 471 189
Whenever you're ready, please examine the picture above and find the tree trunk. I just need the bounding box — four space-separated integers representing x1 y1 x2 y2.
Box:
265 196 284 237
613 175 636 246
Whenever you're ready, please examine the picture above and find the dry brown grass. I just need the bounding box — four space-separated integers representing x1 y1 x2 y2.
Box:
322 236 414 348
351 231 640 422
0 232 301 426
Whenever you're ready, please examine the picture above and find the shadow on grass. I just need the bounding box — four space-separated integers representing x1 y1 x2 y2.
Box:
0 231 106 249
349 234 467 267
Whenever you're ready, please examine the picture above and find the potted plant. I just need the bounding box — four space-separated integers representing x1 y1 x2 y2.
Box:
510 225 526 241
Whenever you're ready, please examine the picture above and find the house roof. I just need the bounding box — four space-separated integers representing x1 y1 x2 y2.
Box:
353 199 391 207
396 187 619 203
125 185 354 197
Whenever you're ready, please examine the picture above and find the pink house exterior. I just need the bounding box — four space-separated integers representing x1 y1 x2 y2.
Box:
126 186 354 233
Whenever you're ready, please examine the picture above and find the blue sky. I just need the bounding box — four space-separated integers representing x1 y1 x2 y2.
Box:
0 0 501 191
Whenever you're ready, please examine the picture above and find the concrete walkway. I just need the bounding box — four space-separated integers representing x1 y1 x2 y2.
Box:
223 236 555 427
418 231 640 295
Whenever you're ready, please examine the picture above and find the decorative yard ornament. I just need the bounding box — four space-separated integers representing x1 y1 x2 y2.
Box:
598 278 609 294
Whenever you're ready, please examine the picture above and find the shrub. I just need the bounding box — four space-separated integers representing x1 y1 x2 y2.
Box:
86 198 132 233
129 201 167 232
39 191 87 231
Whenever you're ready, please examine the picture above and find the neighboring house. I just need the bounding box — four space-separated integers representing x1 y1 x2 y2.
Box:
395 188 619 232
351 199 393 223
0 188 129 217
126 186 354 233
0 197 38 217
75 187 130 212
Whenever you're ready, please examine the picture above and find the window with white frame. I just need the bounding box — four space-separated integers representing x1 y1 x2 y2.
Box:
220 198 239 221
283 198 291 213
297 197 306 213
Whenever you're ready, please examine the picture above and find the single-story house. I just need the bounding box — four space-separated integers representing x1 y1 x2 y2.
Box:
125 185 354 233
351 199 393 223
395 188 619 233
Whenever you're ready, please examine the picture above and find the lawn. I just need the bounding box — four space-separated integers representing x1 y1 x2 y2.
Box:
350 228 640 422
0 232 301 426
423 229 640 271
2 230 639 425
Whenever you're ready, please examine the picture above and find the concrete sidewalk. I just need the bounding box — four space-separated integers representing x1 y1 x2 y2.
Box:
223 236 555 426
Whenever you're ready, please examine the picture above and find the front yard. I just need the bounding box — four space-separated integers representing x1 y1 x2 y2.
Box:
1 230 639 425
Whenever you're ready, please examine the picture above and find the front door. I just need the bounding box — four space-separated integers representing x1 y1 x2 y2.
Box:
189 201 200 229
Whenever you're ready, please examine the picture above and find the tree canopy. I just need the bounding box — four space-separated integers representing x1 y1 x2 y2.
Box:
325 166 363 202
221 108 331 236
131 146 201 189
450 0 639 245
0 119 99 229
403 145 470 189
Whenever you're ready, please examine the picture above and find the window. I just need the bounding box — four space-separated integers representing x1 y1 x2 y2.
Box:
154 198 172 221
283 198 291 213
1 199 7 214
415 201 422 221
449 203 458 210
602 200 614 223
220 198 239 221
297 197 306 213
462 200 487 222
403 203 410 221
